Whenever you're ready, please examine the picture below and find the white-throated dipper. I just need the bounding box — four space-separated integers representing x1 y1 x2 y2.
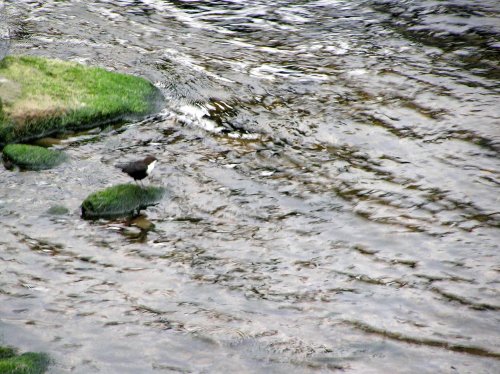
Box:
116 155 157 185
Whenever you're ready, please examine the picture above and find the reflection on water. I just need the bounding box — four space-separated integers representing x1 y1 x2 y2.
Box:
0 1 9 60
1 0 499 372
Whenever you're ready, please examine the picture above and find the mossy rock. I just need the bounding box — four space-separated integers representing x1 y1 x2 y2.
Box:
0 55 163 145
2 144 67 170
81 183 165 219
0 347 50 374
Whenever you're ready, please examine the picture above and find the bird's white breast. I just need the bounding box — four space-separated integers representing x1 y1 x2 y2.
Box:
147 160 157 175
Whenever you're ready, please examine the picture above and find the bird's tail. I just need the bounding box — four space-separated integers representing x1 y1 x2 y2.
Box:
114 163 126 171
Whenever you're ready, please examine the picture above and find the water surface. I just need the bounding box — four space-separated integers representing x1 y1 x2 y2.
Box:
1 0 499 372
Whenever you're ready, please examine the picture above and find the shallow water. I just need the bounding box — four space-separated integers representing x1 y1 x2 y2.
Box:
1 0 499 372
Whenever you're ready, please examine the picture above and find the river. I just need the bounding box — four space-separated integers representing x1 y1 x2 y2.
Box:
1 0 499 372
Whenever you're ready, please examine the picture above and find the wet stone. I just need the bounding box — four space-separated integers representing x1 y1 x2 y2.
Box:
130 215 155 231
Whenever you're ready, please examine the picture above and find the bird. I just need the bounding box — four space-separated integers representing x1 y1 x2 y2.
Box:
116 155 157 186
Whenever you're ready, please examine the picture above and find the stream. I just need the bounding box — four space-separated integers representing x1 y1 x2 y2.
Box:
1 0 499 372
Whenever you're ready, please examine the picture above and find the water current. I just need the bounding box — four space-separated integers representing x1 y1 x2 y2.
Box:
1 0 499 372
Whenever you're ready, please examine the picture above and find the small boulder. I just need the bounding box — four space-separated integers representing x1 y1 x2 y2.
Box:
2 143 67 170
81 183 165 219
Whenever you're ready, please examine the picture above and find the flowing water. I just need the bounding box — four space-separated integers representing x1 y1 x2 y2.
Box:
1 0 499 372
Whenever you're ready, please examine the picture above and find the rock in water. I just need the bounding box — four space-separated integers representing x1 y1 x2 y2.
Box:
0 55 163 145
2 143 67 170
81 183 165 219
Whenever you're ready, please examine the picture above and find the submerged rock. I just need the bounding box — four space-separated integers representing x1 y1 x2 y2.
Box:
46 204 70 215
81 183 165 219
2 143 67 170
0 55 163 145
130 215 155 231
0 346 50 374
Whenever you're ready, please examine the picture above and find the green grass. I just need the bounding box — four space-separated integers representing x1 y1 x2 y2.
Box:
0 347 17 360
81 183 165 219
0 347 50 374
2 144 67 170
0 55 162 145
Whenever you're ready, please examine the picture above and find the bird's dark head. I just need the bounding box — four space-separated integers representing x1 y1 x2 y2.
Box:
144 155 157 165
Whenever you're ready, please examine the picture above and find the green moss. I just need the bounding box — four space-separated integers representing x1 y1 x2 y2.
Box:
2 144 67 170
0 351 50 374
81 183 165 219
0 347 17 360
0 55 162 145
